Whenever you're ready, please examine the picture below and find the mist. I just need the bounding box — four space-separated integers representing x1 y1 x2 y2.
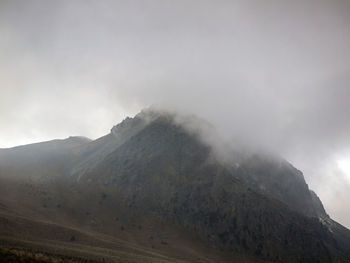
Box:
1 0 350 227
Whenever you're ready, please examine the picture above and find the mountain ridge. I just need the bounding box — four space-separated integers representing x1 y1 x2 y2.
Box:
0 109 349 262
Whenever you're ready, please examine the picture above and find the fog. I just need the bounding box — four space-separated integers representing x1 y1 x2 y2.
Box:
1 0 350 227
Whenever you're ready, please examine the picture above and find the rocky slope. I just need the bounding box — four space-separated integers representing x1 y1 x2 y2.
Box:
0 109 349 262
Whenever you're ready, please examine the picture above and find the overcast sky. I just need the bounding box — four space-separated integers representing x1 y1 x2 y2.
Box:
1 0 350 227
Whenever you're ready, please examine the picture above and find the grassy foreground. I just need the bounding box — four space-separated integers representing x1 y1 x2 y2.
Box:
0 246 99 263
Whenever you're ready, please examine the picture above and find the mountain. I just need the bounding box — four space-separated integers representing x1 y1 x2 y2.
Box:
0 136 91 178
0 109 349 263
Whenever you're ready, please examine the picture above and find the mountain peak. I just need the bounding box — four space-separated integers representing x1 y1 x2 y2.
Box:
110 107 170 136
1 108 349 262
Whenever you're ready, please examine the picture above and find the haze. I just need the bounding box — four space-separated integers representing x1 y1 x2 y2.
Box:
1 0 350 228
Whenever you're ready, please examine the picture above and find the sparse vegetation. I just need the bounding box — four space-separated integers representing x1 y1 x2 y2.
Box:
0 247 98 263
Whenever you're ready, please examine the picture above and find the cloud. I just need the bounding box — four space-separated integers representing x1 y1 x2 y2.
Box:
0 0 350 227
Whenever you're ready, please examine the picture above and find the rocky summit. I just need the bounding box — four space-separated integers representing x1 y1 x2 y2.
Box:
0 109 349 263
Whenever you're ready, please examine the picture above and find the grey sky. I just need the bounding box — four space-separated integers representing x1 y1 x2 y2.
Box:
1 0 350 227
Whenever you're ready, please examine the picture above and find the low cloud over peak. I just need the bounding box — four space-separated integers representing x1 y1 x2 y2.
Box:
0 0 350 227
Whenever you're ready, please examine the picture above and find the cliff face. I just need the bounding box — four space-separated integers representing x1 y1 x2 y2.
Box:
232 154 328 218
80 111 327 218
78 112 348 262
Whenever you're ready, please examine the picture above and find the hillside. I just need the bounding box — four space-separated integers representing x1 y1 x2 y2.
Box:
0 109 349 262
